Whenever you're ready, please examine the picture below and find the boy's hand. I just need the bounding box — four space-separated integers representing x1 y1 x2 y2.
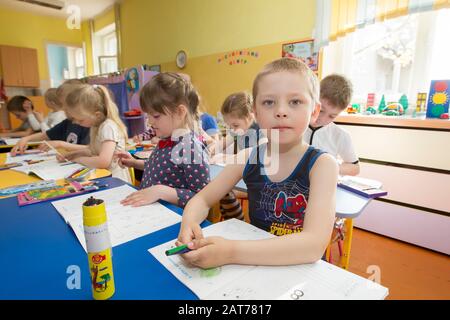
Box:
11 138 29 156
180 236 233 269
177 222 204 246
120 186 160 207
115 150 135 168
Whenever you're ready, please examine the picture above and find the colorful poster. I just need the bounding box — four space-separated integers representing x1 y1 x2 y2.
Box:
426 80 450 119
281 40 318 72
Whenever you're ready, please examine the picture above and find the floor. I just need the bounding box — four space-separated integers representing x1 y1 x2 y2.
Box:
329 227 450 300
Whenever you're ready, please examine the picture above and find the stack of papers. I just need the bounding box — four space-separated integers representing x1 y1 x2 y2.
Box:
149 219 389 300
52 185 182 251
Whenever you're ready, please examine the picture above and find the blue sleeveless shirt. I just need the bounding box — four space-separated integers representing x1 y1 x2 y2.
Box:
243 144 325 236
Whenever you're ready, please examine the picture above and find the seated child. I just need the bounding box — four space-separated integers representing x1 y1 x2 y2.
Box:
117 72 210 208
27 88 66 132
60 84 131 183
11 81 90 155
177 58 338 268
0 96 42 138
303 74 360 176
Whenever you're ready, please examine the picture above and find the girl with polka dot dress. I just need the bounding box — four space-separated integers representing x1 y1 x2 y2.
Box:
117 73 210 208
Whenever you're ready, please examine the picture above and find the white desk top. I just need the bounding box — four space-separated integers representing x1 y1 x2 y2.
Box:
209 164 371 219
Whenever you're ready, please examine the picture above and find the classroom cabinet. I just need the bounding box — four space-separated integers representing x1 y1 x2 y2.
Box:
0 45 40 88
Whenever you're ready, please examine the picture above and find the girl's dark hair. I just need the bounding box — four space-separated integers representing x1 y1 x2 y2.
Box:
6 96 33 112
139 72 200 128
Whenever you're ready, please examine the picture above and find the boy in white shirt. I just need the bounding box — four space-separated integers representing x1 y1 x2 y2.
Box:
304 74 360 176
27 88 66 132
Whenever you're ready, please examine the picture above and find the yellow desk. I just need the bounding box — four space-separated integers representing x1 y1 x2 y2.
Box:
0 153 111 190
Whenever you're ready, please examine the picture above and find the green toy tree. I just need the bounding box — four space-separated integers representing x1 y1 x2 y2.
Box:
378 95 386 113
399 94 408 111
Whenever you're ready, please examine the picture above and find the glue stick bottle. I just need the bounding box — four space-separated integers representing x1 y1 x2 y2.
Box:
82 196 115 300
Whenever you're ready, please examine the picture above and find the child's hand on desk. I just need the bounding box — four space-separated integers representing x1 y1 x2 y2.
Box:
120 186 160 207
180 236 233 269
11 138 29 155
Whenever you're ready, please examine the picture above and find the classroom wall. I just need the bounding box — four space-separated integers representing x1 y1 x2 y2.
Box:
0 5 84 84
93 6 116 33
120 0 316 115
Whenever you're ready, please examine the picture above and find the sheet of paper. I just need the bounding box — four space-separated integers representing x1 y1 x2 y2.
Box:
52 185 182 251
149 219 389 300
3 138 20 145
149 219 275 300
11 159 84 180
6 150 57 164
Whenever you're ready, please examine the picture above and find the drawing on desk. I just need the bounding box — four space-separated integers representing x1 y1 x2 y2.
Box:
149 219 389 300
51 185 182 252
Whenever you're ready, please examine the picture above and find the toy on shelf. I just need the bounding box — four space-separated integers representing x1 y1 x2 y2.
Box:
381 102 404 116
426 80 450 119
346 104 360 114
378 95 386 114
364 106 377 115
416 92 427 113
398 94 409 112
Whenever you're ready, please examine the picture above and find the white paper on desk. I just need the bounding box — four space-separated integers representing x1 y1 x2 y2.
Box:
52 185 182 252
149 219 275 300
10 159 83 180
6 150 57 164
149 219 389 300
3 138 20 145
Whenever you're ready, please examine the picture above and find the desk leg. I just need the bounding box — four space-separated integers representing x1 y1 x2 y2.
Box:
340 218 354 270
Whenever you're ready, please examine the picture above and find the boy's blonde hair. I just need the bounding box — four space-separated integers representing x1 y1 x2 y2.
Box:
252 57 320 105
139 72 200 131
221 92 253 119
320 74 353 110
44 88 61 109
65 84 128 150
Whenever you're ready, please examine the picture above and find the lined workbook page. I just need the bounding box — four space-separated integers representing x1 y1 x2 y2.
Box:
52 185 182 251
149 219 275 300
149 219 389 300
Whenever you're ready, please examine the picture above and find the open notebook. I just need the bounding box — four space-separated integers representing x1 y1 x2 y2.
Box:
10 159 85 181
149 219 389 300
51 185 182 252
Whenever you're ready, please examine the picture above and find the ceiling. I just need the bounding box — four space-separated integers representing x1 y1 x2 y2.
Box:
0 0 117 20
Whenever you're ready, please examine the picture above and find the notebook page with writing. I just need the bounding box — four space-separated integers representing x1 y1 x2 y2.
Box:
149 219 275 300
150 219 389 300
52 185 182 252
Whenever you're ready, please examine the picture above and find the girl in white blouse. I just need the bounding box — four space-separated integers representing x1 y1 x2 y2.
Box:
59 84 131 183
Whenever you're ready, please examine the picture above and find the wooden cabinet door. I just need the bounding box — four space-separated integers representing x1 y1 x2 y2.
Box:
20 47 40 88
0 46 23 87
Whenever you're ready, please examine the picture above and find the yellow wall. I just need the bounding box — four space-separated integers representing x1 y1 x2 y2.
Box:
120 0 316 115
93 6 116 32
0 6 84 82
81 21 94 76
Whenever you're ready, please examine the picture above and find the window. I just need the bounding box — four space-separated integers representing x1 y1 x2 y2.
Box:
92 23 118 74
322 9 450 110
